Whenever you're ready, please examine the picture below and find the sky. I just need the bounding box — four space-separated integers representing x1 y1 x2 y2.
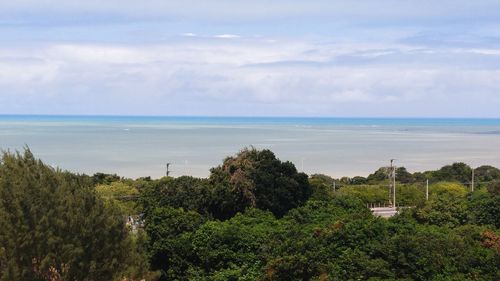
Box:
1 0 500 117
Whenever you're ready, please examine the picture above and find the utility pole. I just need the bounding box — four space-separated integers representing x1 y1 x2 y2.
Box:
471 167 475 192
166 163 171 177
332 179 336 192
392 159 396 208
388 161 393 206
426 179 429 201
388 159 397 208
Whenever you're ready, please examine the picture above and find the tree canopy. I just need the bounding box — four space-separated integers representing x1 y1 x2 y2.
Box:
208 148 311 219
1 148 499 280
0 150 149 281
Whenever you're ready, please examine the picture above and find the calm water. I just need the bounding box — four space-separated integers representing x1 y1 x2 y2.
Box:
1 115 500 178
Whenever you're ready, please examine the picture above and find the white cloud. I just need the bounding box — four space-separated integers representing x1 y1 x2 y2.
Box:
1 37 500 116
0 1 499 117
214 34 240 39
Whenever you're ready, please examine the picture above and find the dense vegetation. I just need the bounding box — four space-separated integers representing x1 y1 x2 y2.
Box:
0 150 153 281
0 148 498 280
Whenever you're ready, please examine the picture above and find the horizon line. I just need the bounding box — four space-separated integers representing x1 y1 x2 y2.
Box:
2 114 500 120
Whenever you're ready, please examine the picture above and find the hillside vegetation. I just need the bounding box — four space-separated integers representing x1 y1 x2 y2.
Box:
0 148 498 280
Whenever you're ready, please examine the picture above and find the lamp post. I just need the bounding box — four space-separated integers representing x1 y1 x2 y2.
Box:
389 159 396 207
391 159 396 208
471 167 475 192
426 179 429 201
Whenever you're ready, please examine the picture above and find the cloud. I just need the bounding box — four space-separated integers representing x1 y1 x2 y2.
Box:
1 1 500 117
214 34 240 39
1 37 500 117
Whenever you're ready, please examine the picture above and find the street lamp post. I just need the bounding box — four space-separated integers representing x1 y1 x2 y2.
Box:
471 167 475 192
391 159 396 208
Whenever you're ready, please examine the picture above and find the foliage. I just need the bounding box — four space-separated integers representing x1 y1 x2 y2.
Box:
396 167 414 183
308 174 335 200
429 181 468 198
487 180 500 196
189 209 279 279
367 167 389 183
139 176 212 218
414 183 469 227
380 223 499 280
92 172 121 185
208 147 311 219
350 176 368 185
3 148 499 281
144 207 206 278
0 150 141 281
336 184 388 205
468 189 500 228
475 165 500 183
432 162 472 183
396 183 426 206
96 181 140 215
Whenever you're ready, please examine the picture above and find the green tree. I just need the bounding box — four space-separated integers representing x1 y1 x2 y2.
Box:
415 195 468 228
486 180 500 196
468 189 500 228
0 150 136 281
144 207 206 279
380 223 499 280
189 209 278 280
96 181 140 215
475 165 500 183
337 185 388 205
367 167 389 183
350 176 368 185
91 172 121 185
396 167 414 183
432 162 472 183
208 148 311 219
309 174 335 200
139 176 212 219
396 184 426 206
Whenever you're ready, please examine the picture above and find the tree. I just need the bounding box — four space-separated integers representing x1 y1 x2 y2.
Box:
414 183 468 228
468 189 500 228
396 167 414 183
475 165 500 183
350 176 367 185
139 176 212 218
189 209 278 280
432 162 472 183
91 172 121 185
144 207 206 279
96 181 140 215
429 181 468 198
367 167 389 183
486 180 500 196
0 150 136 281
309 174 335 200
381 224 499 280
337 185 388 205
208 148 311 219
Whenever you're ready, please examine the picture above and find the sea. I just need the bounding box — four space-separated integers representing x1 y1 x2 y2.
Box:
1 115 500 179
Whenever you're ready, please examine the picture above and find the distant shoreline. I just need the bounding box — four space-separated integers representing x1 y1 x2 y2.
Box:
2 115 500 179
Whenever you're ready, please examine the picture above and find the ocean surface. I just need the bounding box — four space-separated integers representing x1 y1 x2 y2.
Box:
1 115 500 179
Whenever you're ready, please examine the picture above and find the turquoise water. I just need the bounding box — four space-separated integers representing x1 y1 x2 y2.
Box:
1 115 500 178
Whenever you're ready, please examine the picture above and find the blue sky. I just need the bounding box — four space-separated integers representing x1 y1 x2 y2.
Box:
1 0 500 117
